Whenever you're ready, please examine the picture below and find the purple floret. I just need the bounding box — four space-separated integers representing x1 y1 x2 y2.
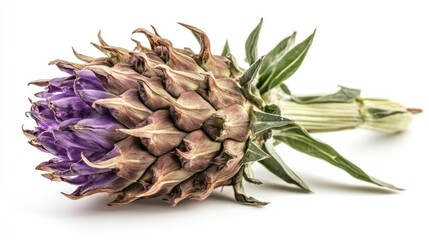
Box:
27 66 127 194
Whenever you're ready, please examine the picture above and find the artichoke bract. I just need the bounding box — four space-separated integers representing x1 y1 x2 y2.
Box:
25 21 404 207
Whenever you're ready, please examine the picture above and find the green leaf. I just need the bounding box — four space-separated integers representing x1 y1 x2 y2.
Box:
366 108 407 119
273 123 402 190
245 18 263 65
259 139 311 191
259 31 296 75
233 167 268 206
225 53 244 78
243 163 263 185
239 56 265 86
280 83 291 95
252 110 293 134
258 30 316 95
263 104 281 115
239 57 265 107
291 86 361 104
221 40 230 56
243 141 271 163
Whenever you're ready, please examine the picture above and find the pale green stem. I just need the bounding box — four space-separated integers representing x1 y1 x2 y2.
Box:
266 88 420 133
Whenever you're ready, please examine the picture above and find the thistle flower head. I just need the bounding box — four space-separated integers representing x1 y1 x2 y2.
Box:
25 21 404 207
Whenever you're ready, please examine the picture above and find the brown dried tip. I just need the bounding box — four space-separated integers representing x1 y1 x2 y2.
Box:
178 22 230 77
407 108 423 114
42 173 61 181
72 47 95 63
156 37 204 73
133 28 161 49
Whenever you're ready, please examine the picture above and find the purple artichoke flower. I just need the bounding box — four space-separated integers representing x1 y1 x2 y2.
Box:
25 22 401 207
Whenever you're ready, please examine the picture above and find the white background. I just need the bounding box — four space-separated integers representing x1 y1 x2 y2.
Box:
1 0 428 239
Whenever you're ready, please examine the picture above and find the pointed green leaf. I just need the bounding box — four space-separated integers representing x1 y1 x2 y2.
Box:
259 31 296 75
243 163 263 185
221 40 230 56
233 167 268 206
263 104 281 115
243 141 271 163
258 30 316 95
245 18 263 65
280 83 291 95
259 139 311 191
252 110 293 134
291 86 361 104
366 108 407 119
273 123 402 190
239 56 264 86
239 57 265 107
226 53 245 78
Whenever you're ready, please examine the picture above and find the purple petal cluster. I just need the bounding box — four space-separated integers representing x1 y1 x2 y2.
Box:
26 64 128 197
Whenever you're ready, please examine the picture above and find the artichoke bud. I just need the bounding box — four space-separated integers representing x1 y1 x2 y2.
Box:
165 177 196 206
203 104 250 142
175 130 221 172
63 173 133 200
119 110 187 156
85 64 140 95
137 76 174 110
154 64 204 98
48 95 94 121
74 86 116 107
212 140 245 167
64 137 156 199
197 152 243 196
167 151 242 205
153 46 170 62
178 23 230 77
169 91 216 132
137 153 193 197
206 73 245 109
156 38 205 73
92 89 153 128
92 43 132 65
111 153 195 206
81 137 156 182
69 116 128 147
128 52 159 76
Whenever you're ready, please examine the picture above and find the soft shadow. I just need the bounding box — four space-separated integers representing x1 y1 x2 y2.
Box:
301 174 399 195
355 130 409 146
70 191 239 216
260 182 312 194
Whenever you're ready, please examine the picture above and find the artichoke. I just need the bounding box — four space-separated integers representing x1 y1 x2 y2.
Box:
25 20 403 207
